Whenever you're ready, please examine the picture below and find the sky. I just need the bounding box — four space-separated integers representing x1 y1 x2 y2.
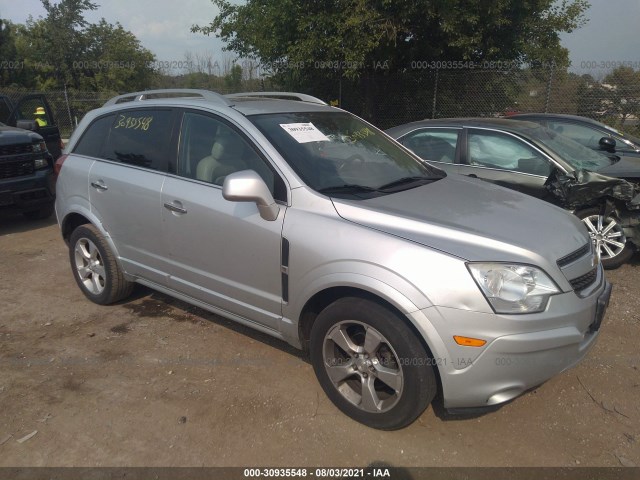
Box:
1 0 639 76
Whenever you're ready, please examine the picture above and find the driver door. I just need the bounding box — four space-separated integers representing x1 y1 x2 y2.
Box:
459 128 554 199
161 111 287 330
7 95 63 159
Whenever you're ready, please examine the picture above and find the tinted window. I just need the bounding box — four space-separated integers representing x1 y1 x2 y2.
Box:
468 130 552 176
73 115 115 157
102 109 175 171
177 112 283 199
400 129 459 163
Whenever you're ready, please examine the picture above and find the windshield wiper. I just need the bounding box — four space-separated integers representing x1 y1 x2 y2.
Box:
318 184 383 194
377 175 440 191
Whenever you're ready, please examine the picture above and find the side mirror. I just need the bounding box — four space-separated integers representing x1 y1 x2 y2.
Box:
17 119 37 131
222 170 280 221
599 137 616 153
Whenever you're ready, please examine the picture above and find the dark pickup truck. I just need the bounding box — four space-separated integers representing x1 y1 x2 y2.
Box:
0 94 61 219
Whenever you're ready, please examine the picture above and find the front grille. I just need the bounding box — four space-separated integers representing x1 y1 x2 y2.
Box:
0 158 35 179
569 267 598 294
557 243 591 268
0 143 34 156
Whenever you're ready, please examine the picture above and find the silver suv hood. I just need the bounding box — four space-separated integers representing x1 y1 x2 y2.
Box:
332 174 590 264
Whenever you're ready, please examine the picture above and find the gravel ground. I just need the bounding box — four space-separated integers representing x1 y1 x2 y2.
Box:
0 212 639 467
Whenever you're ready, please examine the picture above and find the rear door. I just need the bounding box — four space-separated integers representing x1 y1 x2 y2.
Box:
87 108 179 286
458 128 556 199
7 95 63 159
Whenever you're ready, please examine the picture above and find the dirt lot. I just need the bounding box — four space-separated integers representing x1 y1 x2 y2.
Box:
0 212 639 468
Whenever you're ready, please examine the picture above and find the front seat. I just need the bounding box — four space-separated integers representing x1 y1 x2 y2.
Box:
196 131 247 185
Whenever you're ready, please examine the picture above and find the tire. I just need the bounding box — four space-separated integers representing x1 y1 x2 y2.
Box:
576 207 634 269
68 224 133 305
23 204 54 220
310 297 437 430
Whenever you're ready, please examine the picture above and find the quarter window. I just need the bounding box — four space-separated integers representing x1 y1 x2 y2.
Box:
468 131 551 176
73 115 115 157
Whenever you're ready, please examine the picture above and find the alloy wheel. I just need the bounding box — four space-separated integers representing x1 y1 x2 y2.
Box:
74 237 106 295
322 320 404 414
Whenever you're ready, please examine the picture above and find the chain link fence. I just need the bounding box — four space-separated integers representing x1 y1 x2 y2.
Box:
3 67 639 138
332 68 639 135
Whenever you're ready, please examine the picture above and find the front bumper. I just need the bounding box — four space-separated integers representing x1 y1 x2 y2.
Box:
411 272 611 409
0 168 55 212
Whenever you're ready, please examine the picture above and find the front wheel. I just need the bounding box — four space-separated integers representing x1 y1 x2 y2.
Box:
310 297 437 430
69 224 133 304
576 207 633 269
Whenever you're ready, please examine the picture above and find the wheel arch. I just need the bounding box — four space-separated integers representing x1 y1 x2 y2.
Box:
296 286 444 393
60 209 125 272
61 211 91 245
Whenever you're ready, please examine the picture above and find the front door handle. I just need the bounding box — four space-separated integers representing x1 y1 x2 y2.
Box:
467 174 478 178
90 181 108 191
164 201 188 214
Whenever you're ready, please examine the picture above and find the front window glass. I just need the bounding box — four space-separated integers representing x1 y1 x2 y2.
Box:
526 126 612 171
249 112 443 198
467 130 552 176
177 112 283 199
546 121 603 149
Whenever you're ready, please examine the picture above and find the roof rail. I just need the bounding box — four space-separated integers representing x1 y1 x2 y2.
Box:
103 89 231 107
225 92 328 105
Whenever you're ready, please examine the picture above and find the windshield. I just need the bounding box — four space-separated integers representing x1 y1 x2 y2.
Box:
591 119 640 146
249 111 444 198
527 126 612 171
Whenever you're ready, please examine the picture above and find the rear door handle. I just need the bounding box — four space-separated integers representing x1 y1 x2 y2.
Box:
90 181 108 191
164 201 188 214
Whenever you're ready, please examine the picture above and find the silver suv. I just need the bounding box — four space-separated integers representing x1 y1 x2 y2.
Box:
55 89 611 430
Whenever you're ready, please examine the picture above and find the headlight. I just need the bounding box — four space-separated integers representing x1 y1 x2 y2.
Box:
467 263 560 314
32 141 46 153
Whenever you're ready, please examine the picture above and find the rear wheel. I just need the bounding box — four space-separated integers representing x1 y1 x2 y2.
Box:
310 297 437 430
69 224 133 304
576 207 633 269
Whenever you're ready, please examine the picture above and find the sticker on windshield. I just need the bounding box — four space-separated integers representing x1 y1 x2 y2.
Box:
280 123 330 143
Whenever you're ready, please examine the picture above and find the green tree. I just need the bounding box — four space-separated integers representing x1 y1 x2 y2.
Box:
4 0 157 92
0 19 21 86
80 19 156 91
194 0 589 79
224 63 243 91
37 0 98 89
604 66 640 124
193 0 589 125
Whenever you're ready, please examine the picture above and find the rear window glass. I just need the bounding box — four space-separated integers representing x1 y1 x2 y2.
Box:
102 109 175 171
